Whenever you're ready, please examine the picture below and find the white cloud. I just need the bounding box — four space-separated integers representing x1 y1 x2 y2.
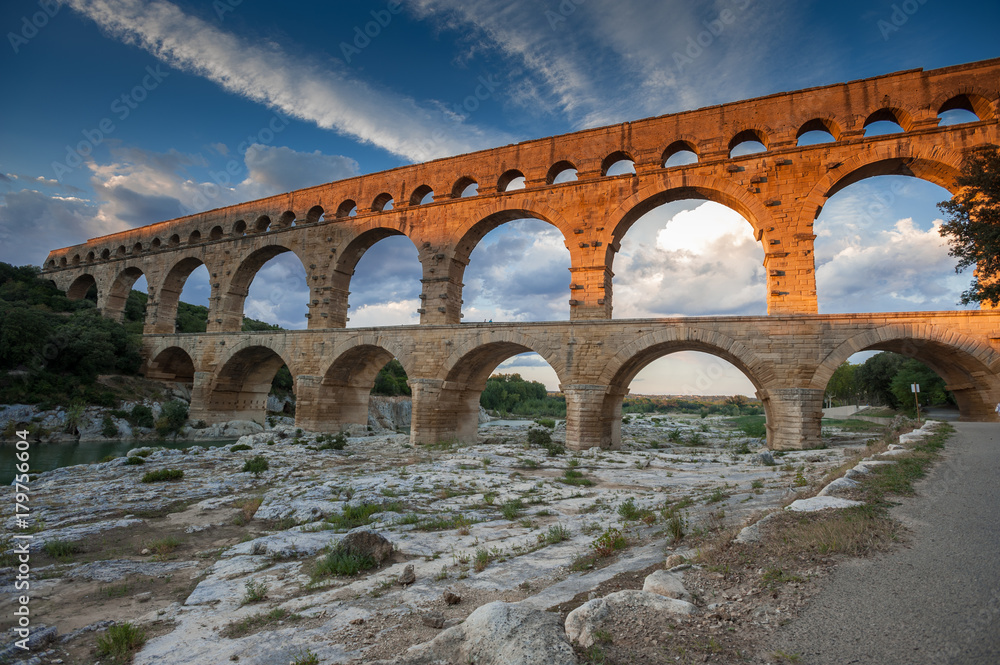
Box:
67 0 510 161
613 202 767 317
244 254 310 329
0 189 104 266
348 300 421 328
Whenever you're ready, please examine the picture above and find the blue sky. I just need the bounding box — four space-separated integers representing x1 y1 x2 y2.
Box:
1 0 997 395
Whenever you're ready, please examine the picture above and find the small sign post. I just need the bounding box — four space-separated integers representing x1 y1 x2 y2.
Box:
911 383 921 424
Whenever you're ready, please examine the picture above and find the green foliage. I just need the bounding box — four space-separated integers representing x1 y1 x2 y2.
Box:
938 145 1000 305
371 359 411 396
825 362 858 404
623 394 763 416
317 432 348 450
242 579 269 604
155 400 188 436
890 359 950 415
856 352 906 407
326 502 401 530
590 527 627 557
129 404 155 429
242 455 269 476
101 414 119 438
313 543 376 579
43 539 82 559
96 622 147 663
545 524 571 544
500 499 525 520
527 427 564 455
852 352 953 411
124 455 145 465
480 373 565 416
141 469 184 482
617 497 653 521
230 444 252 452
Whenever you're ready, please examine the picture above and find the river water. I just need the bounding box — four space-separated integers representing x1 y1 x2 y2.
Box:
1 439 237 485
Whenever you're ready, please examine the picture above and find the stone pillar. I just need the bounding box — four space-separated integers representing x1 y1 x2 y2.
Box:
418 254 464 325
306 284 348 329
187 371 217 424
762 387 824 450
294 374 371 433
564 384 621 450
569 266 613 320
409 378 480 445
947 379 1000 422
762 211 818 315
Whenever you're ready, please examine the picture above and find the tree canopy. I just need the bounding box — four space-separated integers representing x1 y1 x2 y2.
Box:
939 145 1000 305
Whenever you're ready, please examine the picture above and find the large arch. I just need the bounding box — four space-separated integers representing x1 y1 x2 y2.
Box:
106 266 146 323
152 256 208 334
203 344 294 424
810 324 1000 421
411 332 565 445
331 225 422 328
217 245 309 331
581 327 776 449
297 336 415 433
66 274 98 301
145 346 196 385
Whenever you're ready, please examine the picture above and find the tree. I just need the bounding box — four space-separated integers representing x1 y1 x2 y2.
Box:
825 362 858 405
856 353 905 407
939 145 1000 305
889 359 951 415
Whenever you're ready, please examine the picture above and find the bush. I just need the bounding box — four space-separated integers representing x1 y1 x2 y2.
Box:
96 622 147 662
129 404 155 429
591 528 628 557
155 400 188 437
318 432 347 451
141 469 184 483
42 539 82 559
230 444 252 452
124 456 145 466
313 544 376 579
101 414 119 438
242 455 269 476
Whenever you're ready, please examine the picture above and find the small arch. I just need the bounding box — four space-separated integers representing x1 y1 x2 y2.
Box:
107 266 145 321
47 259 56 268
209 345 293 425
146 347 196 385
729 129 768 158
232 220 247 236
336 200 358 218
253 215 272 233
546 160 578 184
156 257 208 334
796 118 841 146
59 257 67 267
602 151 636 176
132 243 143 255
409 185 434 206
372 192 394 212
209 225 224 240
276 210 296 229
938 94 993 125
306 205 326 224
101 249 111 260
72 254 82 265
86 251 95 263
452 176 479 198
863 108 913 135
188 230 201 244
498 169 526 192
66 274 97 300
151 238 162 250
662 141 699 168
116 245 126 258
168 234 180 247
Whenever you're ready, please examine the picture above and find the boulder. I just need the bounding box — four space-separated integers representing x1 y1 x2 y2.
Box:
785 496 863 512
642 570 691 601
754 451 776 466
372 601 576 665
565 590 697 648
398 564 416 586
340 530 394 564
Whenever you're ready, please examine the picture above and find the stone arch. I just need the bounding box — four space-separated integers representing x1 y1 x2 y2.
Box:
306 205 325 224
452 176 478 198
86 251 96 263
275 210 296 230
253 215 272 233
132 242 144 255
729 127 770 155
66 274 98 301
372 192 394 212
933 90 996 122
101 248 111 260
209 225 224 240
145 346 196 384
169 234 181 247
151 238 162 250
601 151 636 176
661 140 699 167
153 256 208 334
796 117 843 142
188 230 201 244
218 244 309 331
591 326 776 448
297 335 416 433
205 343 294 425
810 324 1000 421
863 106 914 132
232 220 247 236
116 245 127 258
497 169 526 192
546 160 578 184
801 144 964 220
412 333 565 445
106 266 145 322
336 200 357 219
409 184 434 206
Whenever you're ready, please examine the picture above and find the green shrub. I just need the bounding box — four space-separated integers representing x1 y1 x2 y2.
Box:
230 444 252 452
242 455 269 476
129 404 155 428
141 469 184 483
500 499 524 520
96 622 147 662
155 400 189 437
101 414 119 438
318 432 347 451
313 544 376 579
591 528 628 557
124 456 145 466
545 524 571 544
242 579 269 604
534 418 556 429
43 539 81 559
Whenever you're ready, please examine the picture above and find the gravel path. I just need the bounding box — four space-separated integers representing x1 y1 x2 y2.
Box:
771 422 1000 665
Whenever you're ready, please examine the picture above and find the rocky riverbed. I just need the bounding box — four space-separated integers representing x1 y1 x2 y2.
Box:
0 414 887 664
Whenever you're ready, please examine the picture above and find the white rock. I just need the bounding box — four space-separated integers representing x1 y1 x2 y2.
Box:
642 570 691 601
372 601 576 665
565 590 697 648
817 477 860 496
785 496 863 512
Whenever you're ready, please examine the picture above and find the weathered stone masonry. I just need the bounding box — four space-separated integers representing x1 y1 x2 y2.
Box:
40 59 1000 449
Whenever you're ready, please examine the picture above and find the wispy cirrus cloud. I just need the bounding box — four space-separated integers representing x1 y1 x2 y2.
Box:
65 0 511 162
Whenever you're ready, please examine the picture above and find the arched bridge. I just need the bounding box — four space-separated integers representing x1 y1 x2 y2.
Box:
41 58 1000 449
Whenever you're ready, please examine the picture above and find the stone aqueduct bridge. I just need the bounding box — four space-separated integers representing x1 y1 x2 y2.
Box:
41 58 1000 450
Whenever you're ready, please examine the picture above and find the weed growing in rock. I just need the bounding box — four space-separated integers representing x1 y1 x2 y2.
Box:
230 444 252 452
473 546 491 572
96 622 147 663
42 539 81 560
124 456 145 466
500 499 525 520
591 527 628 557
290 651 320 665
706 488 729 504
145 536 181 555
751 479 764 489
326 502 401 531
101 581 132 598
313 544 376 579
141 469 184 483
242 579 269 604
221 608 299 638
560 468 593 486
234 496 264 525
534 418 556 429
242 455 269 476
318 432 348 451
617 497 653 522
544 524 571 544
